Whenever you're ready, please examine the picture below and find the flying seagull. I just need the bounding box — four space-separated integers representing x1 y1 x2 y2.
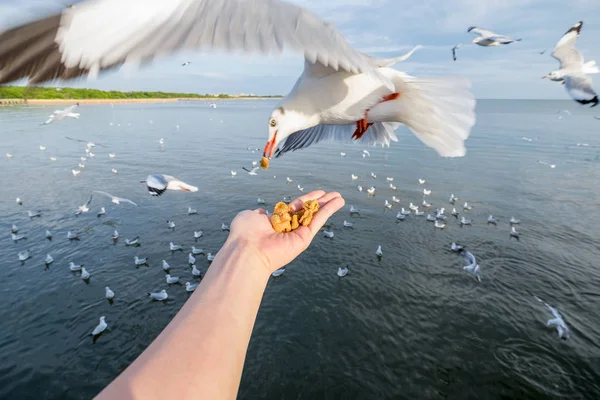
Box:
543 21 598 107
93 191 138 206
0 1 475 161
182 61 191 67
452 44 460 61
42 104 80 125
141 174 198 196
467 27 521 46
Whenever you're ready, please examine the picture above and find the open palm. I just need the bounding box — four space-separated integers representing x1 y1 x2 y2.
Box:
228 191 345 273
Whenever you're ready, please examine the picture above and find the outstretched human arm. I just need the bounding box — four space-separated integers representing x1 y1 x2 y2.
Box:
95 190 345 400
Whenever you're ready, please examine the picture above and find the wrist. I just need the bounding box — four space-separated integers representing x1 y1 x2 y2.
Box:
216 237 272 279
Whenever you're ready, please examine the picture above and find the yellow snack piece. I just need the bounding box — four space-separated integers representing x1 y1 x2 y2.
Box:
270 200 320 233
260 157 269 170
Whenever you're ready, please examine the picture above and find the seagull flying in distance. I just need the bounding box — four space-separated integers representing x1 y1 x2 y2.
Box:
42 104 80 125
543 21 598 107
452 44 460 61
467 27 521 47
65 137 107 147
75 195 93 215
94 191 138 206
0 2 474 162
242 166 260 175
182 61 191 66
141 174 198 196
540 48 547 55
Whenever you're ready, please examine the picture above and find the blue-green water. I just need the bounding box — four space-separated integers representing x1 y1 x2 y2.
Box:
1 99 600 399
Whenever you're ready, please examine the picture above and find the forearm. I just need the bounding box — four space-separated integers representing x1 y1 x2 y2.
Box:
96 238 270 400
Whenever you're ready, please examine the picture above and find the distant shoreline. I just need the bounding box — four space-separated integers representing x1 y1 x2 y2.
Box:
0 97 277 105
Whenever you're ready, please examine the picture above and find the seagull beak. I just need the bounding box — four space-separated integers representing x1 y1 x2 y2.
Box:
541 76 547 79
262 131 278 159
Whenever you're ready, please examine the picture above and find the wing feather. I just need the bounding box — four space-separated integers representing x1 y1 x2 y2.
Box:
0 0 378 84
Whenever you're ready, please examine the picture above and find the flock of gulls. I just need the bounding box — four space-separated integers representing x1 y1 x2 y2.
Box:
0 0 588 342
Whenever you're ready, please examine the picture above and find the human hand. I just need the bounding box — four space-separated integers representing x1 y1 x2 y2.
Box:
225 190 345 274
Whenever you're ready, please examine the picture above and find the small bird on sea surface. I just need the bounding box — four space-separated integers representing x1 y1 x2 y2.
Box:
167 220 176 229
487 215 498 225
186 282 199 292
376 245 383 258
169 242 183 251
450 243 464 252
149 290 168 301
105 287 115 300
166 274 180 284
125 237 140 246
91 316 107 336
134 256 148 266
337 265 349 277
67 231 79 240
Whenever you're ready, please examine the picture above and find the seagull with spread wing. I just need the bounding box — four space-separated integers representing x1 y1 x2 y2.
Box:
93 191 138 206
141 174 198 196
467 27 521 47
42 104 80 125
0 0 475 161
542 21 598 107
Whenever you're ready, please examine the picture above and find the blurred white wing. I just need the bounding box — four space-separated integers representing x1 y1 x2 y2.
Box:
564 74 598 106
468 27 499 38
552 21 584 70
0 0 382 85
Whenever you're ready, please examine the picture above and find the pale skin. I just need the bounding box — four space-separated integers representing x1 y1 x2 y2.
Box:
95 190 345 400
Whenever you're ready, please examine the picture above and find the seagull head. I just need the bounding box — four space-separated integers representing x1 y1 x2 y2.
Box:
263 106 316 159
471 38 482 44
542 71 562 81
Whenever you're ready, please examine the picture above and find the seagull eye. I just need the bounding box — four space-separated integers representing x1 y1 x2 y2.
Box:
269 118 276 128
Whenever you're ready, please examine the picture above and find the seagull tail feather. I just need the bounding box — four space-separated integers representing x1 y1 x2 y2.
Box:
583 60 599 74
367 74 476 157
178 182 198 192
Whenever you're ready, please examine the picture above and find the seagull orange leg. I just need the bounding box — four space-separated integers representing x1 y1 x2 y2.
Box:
351 92 401 140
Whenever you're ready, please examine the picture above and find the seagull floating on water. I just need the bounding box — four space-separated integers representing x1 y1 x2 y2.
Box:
72 169 81 176
343 220 353 228
419 179 426 185
434 220 446 229
463 202 472 211
423 189 431 196
17 250 30 262
7 153 13 158
194 231 203 240
422 199 431 208
509 217 521 224
409 203 419 211
367 187 376 196
91 316 107 336
141 174 198 196
462 251 481 282
207 253 215 262
167 220 176 229
45 254 53 265
460 217 472 226
401 207 411 215
166 274 180 284
221 223 230 231
81 267 90 280
111 230 119 241
67 231 79 240
389 183 397 190
97 207 106 217
337 265 349 277
351 174 358 180
510 226 521 239
451 208 459 218
125 237 140 246
69 262 83 271
11 224 18 233
392 196 400 203
94 191 137 206
543 22 598 107
426 214 436 222
340 152 346 157
134 256 148 266
11 233 26 242
161 260 171 272
414 209 424 216
112 169 118 174
186 282 199 292
286 177 293 184
230 170 237 177
169 242 183 251
376 245 383 258
449 194 457 204
149 290 168 301
384 200 392 209
191 246 204 255
16 197 22 205
188 253 196 265
323 230 334 238
487 215 498 225
45 230 52 240
192 265 201 277
28 210 41 218
105 287 114 300
357 185 363 192
350 205 360 215
188 207 198 215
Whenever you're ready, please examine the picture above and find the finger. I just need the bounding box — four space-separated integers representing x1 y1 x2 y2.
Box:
307 195 345 236
288 190 326 212
253 208 267 215
315 192 342 207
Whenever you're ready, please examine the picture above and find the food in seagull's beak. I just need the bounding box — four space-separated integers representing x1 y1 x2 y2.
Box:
260 157 269 170
270 199 320 233
541 76 548 79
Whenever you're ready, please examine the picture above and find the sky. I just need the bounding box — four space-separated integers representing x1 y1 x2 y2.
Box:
1 0 599 98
